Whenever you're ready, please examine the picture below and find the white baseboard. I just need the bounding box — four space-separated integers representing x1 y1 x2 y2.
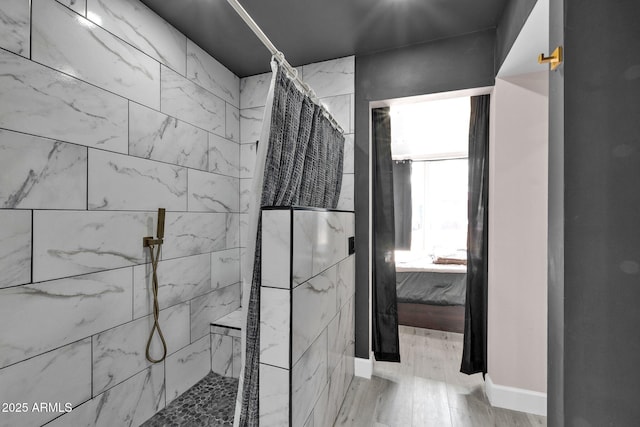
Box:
354 357 373 379
485 374 547 416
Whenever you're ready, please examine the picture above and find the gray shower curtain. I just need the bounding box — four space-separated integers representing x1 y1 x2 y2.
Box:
461 94 490 375
239 64 345 426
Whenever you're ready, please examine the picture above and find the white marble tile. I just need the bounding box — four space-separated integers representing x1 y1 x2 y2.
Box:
56 0 86 15
32 211 156 282
349 94 355 133
165 335 210 403
0 0 30 57
0 129 87 209
32 0 160 109
0 268 132 369
305 412 316 427
240 72 271 109
327 350 347 426
88 149 187 211
240 141 258 178
191 283 241 339
188 169 239 213
92 303 189 394
337 255 355 309
260 287 290 369
133 253 211 318
232 336 241 378
129 102 209 170
209 133 240 177
337 174 354 211
0 49 128 153
320 94 351 134
292 329 328 427
161 65 225 135
240 107 264 144
240 179 251 213
161 212 228 259
0 339 91 427
262 210 291 289
226 103 240 143
312 211 347 276
211 333 233 377
210 325 241 338
259 364 289 427
211 248 240 290
0 210 31 288
302 56 355 98
292 211 316 286
213 308 243 329
86 0 187 75
312 384 330 427
186 39 239 107
343 133 354 174
328 296 354 377
227 213 242 249
47 363 164 427
293 266 338 364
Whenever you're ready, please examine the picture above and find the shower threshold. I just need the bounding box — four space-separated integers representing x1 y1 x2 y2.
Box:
141 372 238 427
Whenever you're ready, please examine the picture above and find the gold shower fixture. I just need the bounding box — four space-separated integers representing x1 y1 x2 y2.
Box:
144 208 168 363
538 46 563 71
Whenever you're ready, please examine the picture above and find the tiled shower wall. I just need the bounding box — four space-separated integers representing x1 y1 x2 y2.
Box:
0 0 241 426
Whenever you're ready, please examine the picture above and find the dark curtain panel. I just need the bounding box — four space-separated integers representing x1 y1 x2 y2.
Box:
392 160 412 250
461 94 490 375
239 65 345 426
372 107 401 363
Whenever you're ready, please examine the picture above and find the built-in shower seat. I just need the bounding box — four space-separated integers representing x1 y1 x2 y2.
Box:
210 309 242 378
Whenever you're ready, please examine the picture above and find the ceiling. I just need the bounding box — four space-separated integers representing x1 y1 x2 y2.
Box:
141 0 510 78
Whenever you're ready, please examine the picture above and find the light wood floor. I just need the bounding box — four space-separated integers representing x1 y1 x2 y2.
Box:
334 326 547 427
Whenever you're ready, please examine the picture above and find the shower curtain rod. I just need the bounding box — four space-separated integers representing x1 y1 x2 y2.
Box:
226 0 344 133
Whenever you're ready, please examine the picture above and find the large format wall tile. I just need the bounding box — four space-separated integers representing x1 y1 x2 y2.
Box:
239 142 257 178
259 364 289 427
0 0 30 57
0 129 87 209
302 56 355 99
343 134 354 174
226 104 240 143
0 339 91 427
240 72 271 109
161 65 225 135
93 303 190 395
47 363 165 427
337 174 354 211
165 335 211 403
0 210 31 288
0 268 132 369
292 329 328 427
162 212 229 259
262 210 291 289
292 266 338 364
337 255 355 309
260 287 290 369
129 102 209 171
133 253 211 318
0 50 128 152
211 248 240 290
240 107 264 144
187 39 239 108
33 210 154 282
320 94 351 135
191 283 241 340
86 0 187 75
328 296 354 376
188 169 239 213
211 333 233 377
208 133 240 178
32 0 161 109
56 0 86 15
88 149 187 211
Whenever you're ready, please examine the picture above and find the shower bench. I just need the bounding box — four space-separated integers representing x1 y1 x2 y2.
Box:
211 308 243 379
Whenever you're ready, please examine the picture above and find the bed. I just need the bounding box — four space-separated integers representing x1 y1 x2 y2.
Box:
395 251 467 333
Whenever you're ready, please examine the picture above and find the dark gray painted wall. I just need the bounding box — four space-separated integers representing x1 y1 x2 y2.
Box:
495 0 538 72
547 0 564 424
354 29 496 358
549 0 640 425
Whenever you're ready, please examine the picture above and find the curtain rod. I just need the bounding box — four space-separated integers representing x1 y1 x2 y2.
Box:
226 0 344 133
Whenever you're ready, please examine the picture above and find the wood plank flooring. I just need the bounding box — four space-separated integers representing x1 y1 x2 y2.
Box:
334 326 547 427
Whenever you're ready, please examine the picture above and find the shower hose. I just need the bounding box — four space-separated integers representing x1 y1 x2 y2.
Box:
145 240 167 363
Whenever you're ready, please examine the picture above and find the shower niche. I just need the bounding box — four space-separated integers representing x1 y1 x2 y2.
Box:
259 207 355 427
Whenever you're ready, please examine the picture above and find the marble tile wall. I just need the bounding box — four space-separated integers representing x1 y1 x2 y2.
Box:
259 208 355 427
0 0 242 425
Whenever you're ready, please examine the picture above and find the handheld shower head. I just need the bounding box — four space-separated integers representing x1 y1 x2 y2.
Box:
157 208 165 239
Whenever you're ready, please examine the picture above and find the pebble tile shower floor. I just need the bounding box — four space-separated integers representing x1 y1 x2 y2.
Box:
142 372 238 427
